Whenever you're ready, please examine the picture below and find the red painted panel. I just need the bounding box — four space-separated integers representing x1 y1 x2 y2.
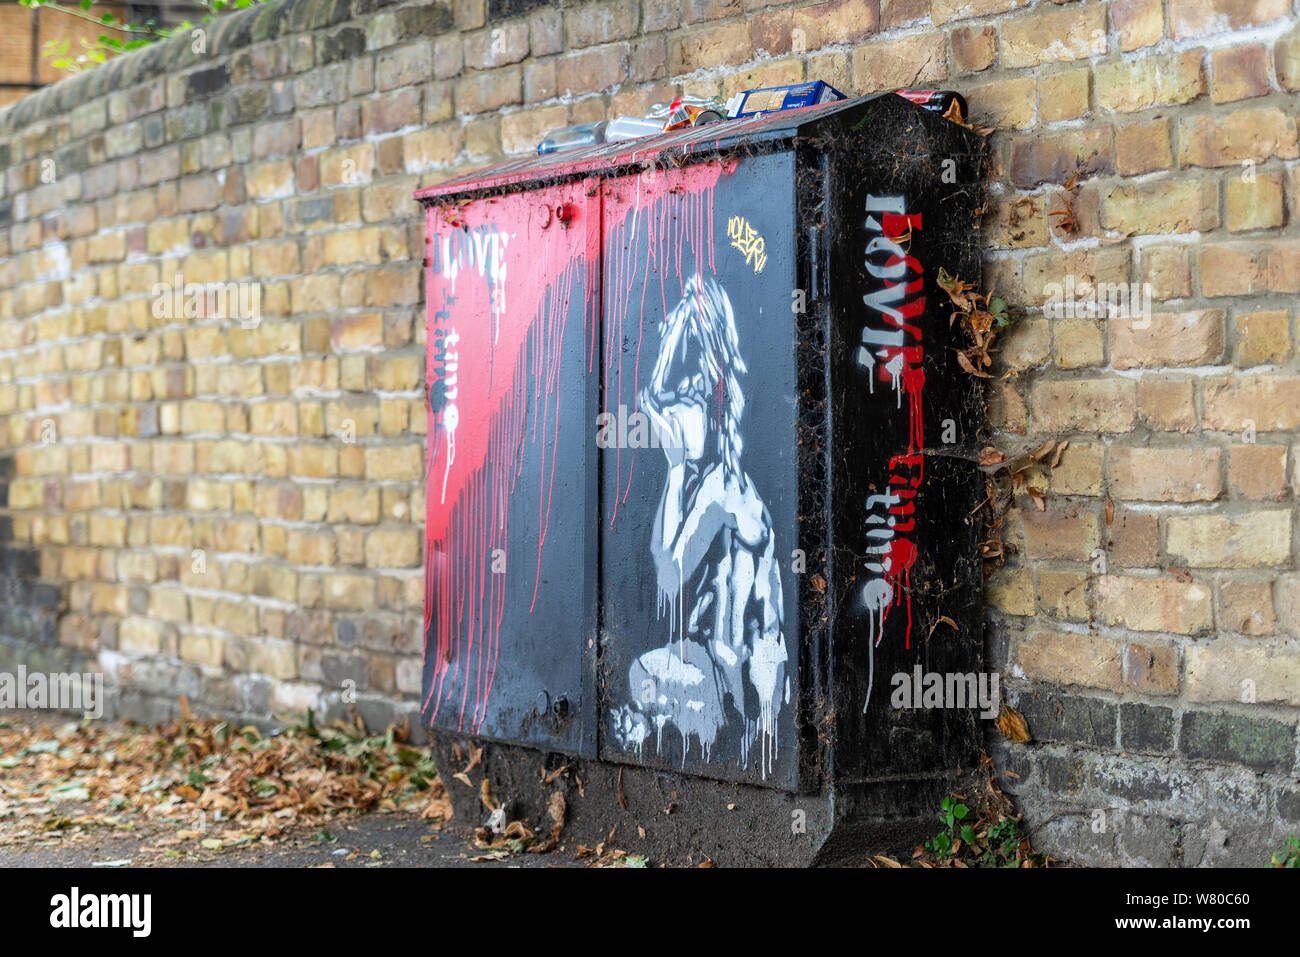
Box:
422 181 600 745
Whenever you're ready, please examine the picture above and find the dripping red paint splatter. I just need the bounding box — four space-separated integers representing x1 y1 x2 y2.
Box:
855 195 926 668
422 188 599 734
421 166 721 733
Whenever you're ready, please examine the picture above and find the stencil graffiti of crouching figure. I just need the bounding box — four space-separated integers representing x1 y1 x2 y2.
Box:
610 274 790 778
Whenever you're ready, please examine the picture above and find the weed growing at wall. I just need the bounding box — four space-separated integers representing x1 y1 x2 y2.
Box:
1269 834 1299 868
915 756 1049 869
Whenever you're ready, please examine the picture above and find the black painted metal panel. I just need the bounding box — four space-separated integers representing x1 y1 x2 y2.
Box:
420 183 601 756
417 94 989 811
595 153 802 789
825 100 987 783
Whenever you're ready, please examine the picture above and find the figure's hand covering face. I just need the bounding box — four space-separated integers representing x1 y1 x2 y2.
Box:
647 283 719 465
639 387 689 467
664 395 707 463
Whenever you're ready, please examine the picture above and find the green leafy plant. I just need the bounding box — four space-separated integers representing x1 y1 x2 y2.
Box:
20 0 268 73
918 775 1050 868
926 794 975 858
1269 833 1299 868
981 818 1025 867
988 295 1010 328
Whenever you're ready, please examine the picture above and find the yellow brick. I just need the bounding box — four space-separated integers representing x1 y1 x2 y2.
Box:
1226 172 1285 232
181 632 224 666
850 32 947 93
1102 178 1218 235
287 445 340 478
1014 630 1123 691
1037 569 1089 620
1094 53 1205 113
985 567 1034 616
1096 575 1213 633
1030 379 1136 433
328 487 381 524
1186 640 1300 705
120 617 165 654
364 445 423 480
1235 310 1290 366
1000 3 1107 69
1038 69 1090 123
364 529 422 568
1166 511 1291 567
324 573 376 610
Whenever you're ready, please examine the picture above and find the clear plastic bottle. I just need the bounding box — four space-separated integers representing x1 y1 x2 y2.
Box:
535 121 608 155
604 116 670 142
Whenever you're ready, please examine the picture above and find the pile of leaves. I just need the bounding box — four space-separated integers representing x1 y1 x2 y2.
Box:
976 438 1068 571
935 267 1069 571
937 267 1010 381
452 746 648 866
0 702 449 857
467 777 567 861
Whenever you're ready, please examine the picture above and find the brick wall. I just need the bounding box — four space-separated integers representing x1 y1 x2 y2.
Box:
1 0 1298 866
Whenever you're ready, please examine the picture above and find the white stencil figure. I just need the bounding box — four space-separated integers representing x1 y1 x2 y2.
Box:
610 274 789 778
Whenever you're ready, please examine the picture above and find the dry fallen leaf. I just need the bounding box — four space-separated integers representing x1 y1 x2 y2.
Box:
927 615 959 641
463 742 483 774
1030 440 1055 462
548 791 566 837
996 704 1032 744
956 350 992 378
479 778 499 813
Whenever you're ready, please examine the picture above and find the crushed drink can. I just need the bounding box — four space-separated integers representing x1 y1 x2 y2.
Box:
663 96 726 131
894 89 969 121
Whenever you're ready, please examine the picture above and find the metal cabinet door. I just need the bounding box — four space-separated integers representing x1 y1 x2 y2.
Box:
596 153 803 789
421 182 600 756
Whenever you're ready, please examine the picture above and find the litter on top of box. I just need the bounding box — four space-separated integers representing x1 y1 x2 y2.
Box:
726 80 847 118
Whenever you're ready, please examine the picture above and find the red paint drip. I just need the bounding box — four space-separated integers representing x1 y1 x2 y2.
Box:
423 191 597 734
873 212 927 652
423 166 721 732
